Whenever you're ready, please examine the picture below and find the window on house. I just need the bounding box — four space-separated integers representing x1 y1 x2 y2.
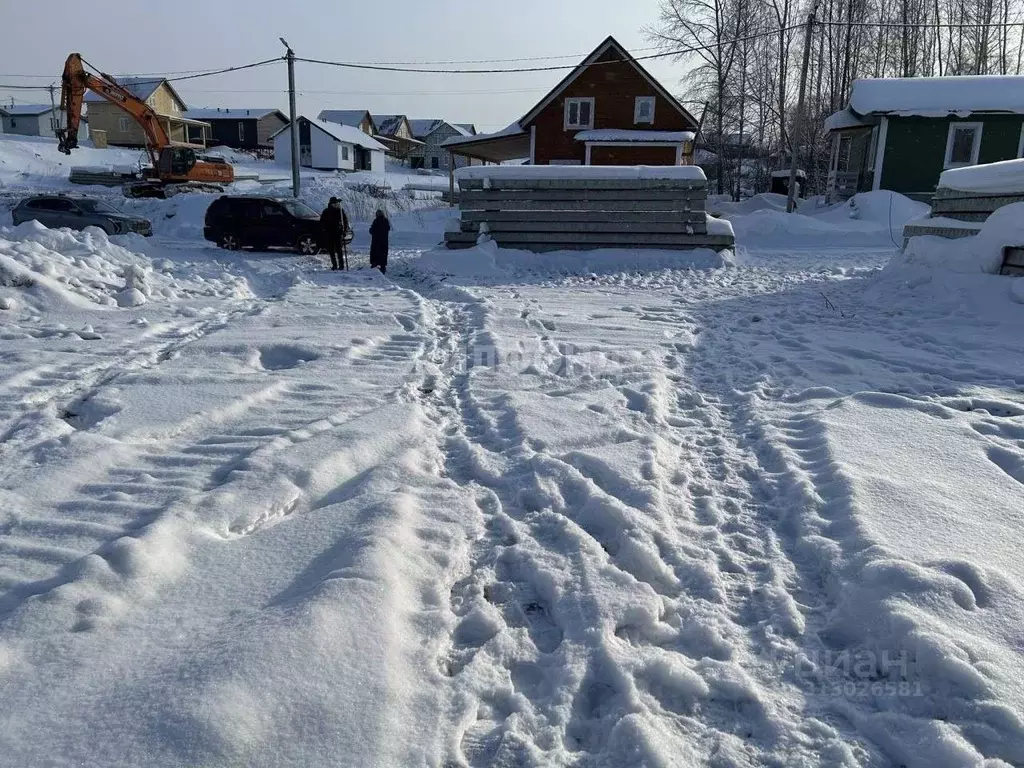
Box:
431 156 440 169
835 134 853 172
1017 123 1024 158
118 116 131 132
564 97 595 130
342 145 350 161
238 123 245 142
9 119 15 128
944 122 983 168
634 97 655 124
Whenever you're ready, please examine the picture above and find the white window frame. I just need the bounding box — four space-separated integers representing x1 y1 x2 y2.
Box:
1017 123 1024 158
118 116 132 132
634 96 655 125
342 145 350 161
944 122 983 169
564 97 595 130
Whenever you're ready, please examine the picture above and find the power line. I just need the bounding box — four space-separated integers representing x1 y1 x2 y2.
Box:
294 26 804 75
819 19 1024 29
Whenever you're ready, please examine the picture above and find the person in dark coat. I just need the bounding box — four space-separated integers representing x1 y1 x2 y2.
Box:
369 209 391 275
320 197 349 270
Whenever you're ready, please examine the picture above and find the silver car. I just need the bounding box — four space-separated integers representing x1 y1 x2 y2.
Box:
12 196 153 237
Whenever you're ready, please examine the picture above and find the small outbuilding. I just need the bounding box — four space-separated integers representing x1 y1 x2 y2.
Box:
272 116 387 172
0 104 64 138
824 75 1024 203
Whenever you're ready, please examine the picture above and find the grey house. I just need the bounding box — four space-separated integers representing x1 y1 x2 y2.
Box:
0 104 64 137
407 120 480 170
824 75 1024 203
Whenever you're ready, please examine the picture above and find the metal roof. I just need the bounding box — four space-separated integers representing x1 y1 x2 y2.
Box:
184 108 285 121
0 104 54 116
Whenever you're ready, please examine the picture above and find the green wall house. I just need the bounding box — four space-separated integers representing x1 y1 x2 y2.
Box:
824 76 1024 203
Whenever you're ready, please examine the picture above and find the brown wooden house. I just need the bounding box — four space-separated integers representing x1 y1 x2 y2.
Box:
443 36 698 166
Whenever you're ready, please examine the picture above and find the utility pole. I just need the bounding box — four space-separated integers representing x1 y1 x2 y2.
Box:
787 0 820 213
280 38 300 198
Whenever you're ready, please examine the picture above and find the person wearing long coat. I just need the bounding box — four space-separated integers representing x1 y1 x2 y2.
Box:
369 209 391 275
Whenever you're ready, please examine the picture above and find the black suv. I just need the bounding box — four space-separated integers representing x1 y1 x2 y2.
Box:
204 196 325 254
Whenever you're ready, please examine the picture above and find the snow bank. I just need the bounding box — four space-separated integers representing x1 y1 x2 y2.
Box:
0 221 250 310
456 165 707 182
893 201 1024 275
939 158 1024 195
727 191 927 247
411 239 730 280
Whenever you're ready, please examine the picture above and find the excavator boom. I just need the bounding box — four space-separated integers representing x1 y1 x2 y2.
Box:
57 53 233 196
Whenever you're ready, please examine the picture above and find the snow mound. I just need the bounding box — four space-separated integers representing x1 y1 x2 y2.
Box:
412 240 730 280
0 221 251 310
939 158 1024 195
728 191 927 246
896 202 1024 275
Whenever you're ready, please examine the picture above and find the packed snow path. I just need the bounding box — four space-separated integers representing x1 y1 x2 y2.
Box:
1 240 1023 767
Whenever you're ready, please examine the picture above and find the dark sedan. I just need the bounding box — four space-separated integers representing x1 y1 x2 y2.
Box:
12 195 153 236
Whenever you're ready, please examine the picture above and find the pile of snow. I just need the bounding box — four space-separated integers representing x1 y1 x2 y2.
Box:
849 74 1024 117
729 191 927 247
939 158 1024 195
0 221 251 310
411 238 731 280
0 134 149 191
891 201 1024 277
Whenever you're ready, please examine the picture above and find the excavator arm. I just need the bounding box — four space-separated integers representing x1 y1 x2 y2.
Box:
57 53 169 168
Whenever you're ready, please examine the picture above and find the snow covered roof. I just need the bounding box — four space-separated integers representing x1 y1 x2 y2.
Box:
270 117 387 151
454 123 477 136
408 119 443 139
457 165 707 182
823 107 873 132
183 108 285 121
1 104 54 116
318 110 373 128
372 114 406 134
848 76 1024 117
573 129 696 143
939 158 1024 194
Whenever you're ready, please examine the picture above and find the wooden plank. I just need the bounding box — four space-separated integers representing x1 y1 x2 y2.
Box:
902 223 980 242
1001 246 1024 274
461 207 706 224
460 220 708 235
460 189 705 203
925 209 991 223
459 177 707 192
444 230 733 248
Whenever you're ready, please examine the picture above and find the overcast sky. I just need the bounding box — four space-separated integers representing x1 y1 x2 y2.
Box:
1 0 691 133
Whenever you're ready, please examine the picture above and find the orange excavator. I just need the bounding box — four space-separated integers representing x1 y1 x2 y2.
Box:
56 53 234 198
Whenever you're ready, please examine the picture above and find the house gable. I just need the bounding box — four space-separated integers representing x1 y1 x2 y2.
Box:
520 37 697 130
522 37 697 165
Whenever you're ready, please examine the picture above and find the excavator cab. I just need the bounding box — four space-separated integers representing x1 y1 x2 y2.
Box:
157 147 198 179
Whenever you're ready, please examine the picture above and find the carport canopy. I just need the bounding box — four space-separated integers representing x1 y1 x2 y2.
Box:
441 125 531 163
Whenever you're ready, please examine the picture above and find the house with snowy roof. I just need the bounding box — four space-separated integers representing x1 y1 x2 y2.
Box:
440 36 699 167
0 104 66 138
369 114 423 159
85 77 209 148
183 108 287 153
271 116 386 172
824 76 1024 203
406 120 479 170
317 110 377 137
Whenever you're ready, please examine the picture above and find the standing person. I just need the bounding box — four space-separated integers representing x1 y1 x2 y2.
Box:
320 197 349 271
369 209 391 275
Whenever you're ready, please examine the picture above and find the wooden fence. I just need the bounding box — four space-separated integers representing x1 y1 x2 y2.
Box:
444 176 734 252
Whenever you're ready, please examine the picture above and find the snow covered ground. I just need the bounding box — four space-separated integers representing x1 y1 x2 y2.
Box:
1 134 1023 767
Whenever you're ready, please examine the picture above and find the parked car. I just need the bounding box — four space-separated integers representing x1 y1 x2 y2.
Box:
12 195 153 236
204 195 341 255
